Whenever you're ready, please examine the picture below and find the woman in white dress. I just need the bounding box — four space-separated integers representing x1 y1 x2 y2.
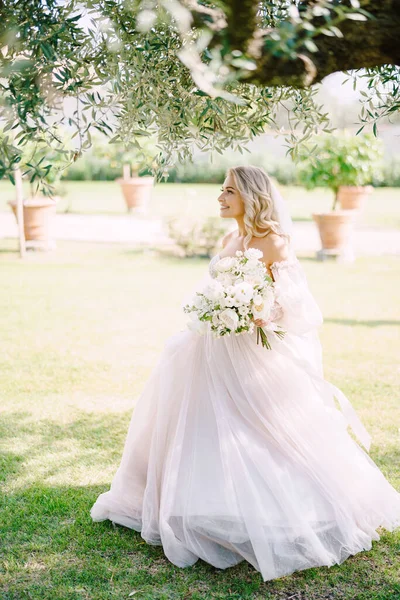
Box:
90 165 400 582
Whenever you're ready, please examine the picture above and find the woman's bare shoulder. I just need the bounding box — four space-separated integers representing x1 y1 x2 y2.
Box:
258 232 289 264
221 230 236 248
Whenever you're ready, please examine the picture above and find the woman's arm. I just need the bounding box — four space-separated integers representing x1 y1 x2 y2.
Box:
258 232 289 279
252 233 288 328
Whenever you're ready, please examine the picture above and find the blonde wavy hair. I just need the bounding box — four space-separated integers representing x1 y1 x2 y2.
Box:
227 165 289 250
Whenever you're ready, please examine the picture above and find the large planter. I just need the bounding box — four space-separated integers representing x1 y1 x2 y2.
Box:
117 176 154 212
8 196 58 249
337 185 373 210
312 211 355 255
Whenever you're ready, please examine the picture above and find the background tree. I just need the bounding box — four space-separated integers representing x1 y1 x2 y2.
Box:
0 0 399 187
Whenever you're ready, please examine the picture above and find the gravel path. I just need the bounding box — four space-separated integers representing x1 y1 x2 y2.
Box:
1 212 399 257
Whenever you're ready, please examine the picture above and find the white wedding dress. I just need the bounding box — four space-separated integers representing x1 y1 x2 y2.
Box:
90 249 400 582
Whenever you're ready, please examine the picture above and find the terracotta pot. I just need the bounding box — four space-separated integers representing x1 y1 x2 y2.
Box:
8 196 58 242
117 176 154 212
312 211 355 252
337 185 373 210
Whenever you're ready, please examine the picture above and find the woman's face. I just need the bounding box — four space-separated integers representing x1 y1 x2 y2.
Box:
218 173 245 219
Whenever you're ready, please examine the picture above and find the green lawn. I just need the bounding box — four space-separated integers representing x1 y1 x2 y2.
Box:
1 240 400 599
1 180 399 229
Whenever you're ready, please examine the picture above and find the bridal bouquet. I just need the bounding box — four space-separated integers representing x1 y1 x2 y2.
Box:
183 248 285 349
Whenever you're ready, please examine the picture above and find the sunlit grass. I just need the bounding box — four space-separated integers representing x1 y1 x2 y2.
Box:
1 240 399 599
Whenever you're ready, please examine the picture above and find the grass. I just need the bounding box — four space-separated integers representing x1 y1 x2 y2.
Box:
0 180 399 229
1 239 400 600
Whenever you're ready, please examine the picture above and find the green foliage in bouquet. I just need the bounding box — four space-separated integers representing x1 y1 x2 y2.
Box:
297 132 384 210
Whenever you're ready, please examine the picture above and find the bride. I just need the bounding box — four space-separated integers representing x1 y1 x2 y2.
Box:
90 165 400 582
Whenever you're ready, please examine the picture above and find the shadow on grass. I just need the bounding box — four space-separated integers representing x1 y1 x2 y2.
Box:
0 409 131 487
1 480 268 599
1 409 400 599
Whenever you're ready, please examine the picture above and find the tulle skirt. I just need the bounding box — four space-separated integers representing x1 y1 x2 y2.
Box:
90 327 400 581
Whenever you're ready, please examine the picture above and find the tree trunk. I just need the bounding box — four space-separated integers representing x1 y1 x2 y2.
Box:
218 0 400 87
15 168 26 259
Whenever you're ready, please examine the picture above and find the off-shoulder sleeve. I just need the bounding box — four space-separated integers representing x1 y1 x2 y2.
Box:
270 258 323 336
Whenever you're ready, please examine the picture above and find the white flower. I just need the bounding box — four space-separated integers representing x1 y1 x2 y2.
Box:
252 301 271 321
245 258 261 271
184 249 284 344
219 308 239 331
187 314 209 335
244 248 263 260
203 281 224 302
262 286 275 308
244 274 263 286
233 281 254 303
253 294 263 306
212 313 220 326
215 256 236 272
193 294 206 309
218 297 227 309
217 273 235 287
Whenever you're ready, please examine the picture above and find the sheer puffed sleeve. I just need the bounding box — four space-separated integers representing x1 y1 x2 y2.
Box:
269 256 371 452
270 258 323 336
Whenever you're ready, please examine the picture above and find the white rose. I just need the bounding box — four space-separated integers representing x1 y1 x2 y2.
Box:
245 258 261 271
253 294 263 306
244 248 263 260
262 286 275 308
233 275 245 285
203 281 224 303
219 308 239 331
235 250 243 257
215 256 236 272
217 273 235 287
252 301 271 322
244 274 263 286
233 281 254 303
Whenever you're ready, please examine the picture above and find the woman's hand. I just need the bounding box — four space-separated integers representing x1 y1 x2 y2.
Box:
253 303 284 329
253 318 269 328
